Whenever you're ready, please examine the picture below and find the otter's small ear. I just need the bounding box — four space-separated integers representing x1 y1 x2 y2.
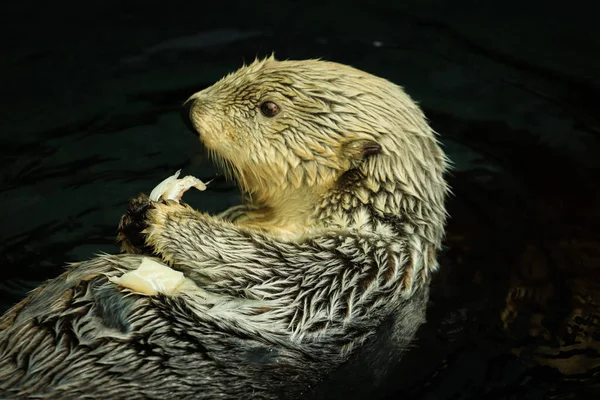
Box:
361 141 382 157
343 139 382 169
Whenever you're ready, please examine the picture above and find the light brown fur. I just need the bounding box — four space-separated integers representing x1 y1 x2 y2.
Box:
184 56 449 274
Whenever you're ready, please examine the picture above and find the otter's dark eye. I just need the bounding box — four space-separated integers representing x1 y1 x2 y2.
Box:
260 101 280 117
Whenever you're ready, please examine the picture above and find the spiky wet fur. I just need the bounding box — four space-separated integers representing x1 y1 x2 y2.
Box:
0 57 449 399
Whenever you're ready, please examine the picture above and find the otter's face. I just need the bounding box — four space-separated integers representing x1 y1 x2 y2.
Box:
180 57 440 204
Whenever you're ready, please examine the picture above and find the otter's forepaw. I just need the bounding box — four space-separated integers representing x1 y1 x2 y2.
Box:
117 193 157 255
143 200 205 259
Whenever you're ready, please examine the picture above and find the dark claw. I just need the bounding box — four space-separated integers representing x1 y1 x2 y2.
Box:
117 193 156 255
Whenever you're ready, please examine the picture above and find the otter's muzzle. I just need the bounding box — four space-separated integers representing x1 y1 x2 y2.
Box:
181 98 198 137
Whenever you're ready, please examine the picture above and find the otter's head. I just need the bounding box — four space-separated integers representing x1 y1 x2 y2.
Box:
182 56 449 243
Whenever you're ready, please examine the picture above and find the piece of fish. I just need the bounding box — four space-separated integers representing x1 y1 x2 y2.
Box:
149 169 208 202
108 257 186 295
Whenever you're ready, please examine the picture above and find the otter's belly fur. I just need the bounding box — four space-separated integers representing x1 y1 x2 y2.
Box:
0 255 323 399
0 254 425 399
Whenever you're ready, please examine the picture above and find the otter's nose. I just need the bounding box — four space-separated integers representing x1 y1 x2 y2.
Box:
181 99 198 137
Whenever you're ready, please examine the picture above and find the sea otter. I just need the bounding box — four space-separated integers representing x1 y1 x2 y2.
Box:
0 56 449 399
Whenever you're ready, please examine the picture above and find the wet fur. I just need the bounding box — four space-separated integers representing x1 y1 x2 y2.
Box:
0 57 449 399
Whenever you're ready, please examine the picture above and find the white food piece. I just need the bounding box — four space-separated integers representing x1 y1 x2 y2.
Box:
161 175 207 201
149 170 182 201
109 257 186 296
149 169 207 202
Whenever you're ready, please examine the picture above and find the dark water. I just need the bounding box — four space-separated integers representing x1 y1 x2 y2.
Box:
1 1 599 398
